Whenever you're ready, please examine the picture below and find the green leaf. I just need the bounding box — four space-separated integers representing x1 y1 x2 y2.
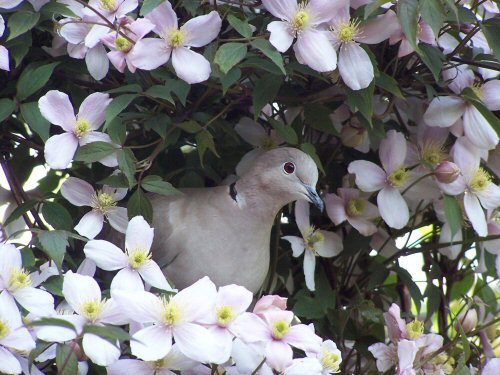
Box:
268 119 298 145
364 0 392 19
41 2 76 17
304 104 338 135
214 43 248 74
425 284 441 319
481 19 500 61
37 230 68 271
6 32 31 68
144 114 171 139
375 71 404 98
398 0 420 53
140 0 164 15
177 120 202 133
98 173 129 188
142 175 181 196
42 202 73 231
104 94 137 129
419 0 445 38
16 62 60 101
83 324 133 344
462 87 500 137
0 98 15 122
20 102 50 141
145 85 174 103
195 130 219 166
117 148 137 187
107 117 126 144
456 321 471 362
220 68 242 95
73 141 117 163
128 188 153 223
164 79 190 106
418 43 444 81
252 74 283 118
346 82 375 126
227 14 253 38
29 317 77 332
450 272 474 300
42 275 64 297
251 39 286 75
300 143 325 175
3 199 38 226
396 266 423 311
107 84 143 94
293 292 325 319
443 194 462 238
56 344 78 375
6 11 40 41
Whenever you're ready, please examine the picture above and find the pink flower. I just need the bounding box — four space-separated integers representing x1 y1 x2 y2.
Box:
389 18 436 57
38 90 115 169
325 188 378 236
84 216 173 292
307 340 342 374
101 18 154 73
61 177 128 239
253 295 287 316
282 200 343 291
348 130 411 229
262 0 340 72
129 2 221 84
0 15 9 72
383 303 407 342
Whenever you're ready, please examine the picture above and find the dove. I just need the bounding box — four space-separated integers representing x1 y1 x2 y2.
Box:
149 147 323 293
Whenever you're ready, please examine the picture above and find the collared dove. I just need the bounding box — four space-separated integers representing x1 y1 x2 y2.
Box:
149 147 323 293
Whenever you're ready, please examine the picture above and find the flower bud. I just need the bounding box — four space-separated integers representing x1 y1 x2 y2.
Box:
434 161 460 184
454 308 478 334
340 124 367 148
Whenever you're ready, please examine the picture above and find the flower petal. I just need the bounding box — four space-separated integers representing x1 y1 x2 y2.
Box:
107 359 151 375
294 29 337 72
285 324 321 353
172 47 211 84
131 325 172 361
38 90 76 131
0 45 9 72
282 236 305 257
60 177 94 206
358 10 400 44
261 0 297 20
174 323 219 363
423 96 466 128
1 326 35 352
347 160 386 192
338 43 374 90
138 261 172 291
173 276 217 322
78 92 111 130
377 187 409 229
481 80 500 111
231 312 270 343
111 268 144 292
84 240 128 271
216 284 253 315
182 11 222 47
86 44 109 81
12 287 55 317
265 340 293 372
111 290 163 323
379 130 407 173
314 230 343 257
464 193 487 236
107 206 129 234
303 251 316 291
267 21 294 53
129 38 171 71
234 117 268 147
74 210 104 239
145 2 177 38
82 333 120 366
0 346 21 375
325 193 347 225
62 271 101 315
463 105 499 150
126 216 154 253
44 133 79 170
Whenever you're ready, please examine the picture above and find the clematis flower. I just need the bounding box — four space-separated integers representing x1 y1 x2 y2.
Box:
325 188 378 236
261 0 340 72
0 243 55 317
83 216 172 292
60 177 128 239
0 15 9 71
101 18 155 73
112 276 221 363
307 340 342 374
38 90 116 169
129 2 221 84
283 357 323 375
0 292 36 375
282 200 343 291
348 130 412 229
389 17 436 57
253 294 287 316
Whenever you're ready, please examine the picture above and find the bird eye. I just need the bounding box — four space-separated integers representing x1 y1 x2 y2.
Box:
283 162 295 174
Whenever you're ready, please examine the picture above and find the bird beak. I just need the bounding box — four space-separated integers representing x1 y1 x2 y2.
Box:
304 185 324 212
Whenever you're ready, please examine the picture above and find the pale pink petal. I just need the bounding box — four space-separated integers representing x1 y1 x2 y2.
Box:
314 230 342 257
39 90 76 131
33 316 81 342
107 359 152 375
138 261 172 291
44 133 78 169
116 0 138 15
282 236 305 257
483 358 500 375
358 10 400 44
108 51 127 73
174 323 219 363
261 0 297 20
267 21 294 53
398 38 414 57
0 45 9 71
377 187 409 229
107 206 129 234
74 210 104 239
0 244 22 279
182 11 221 47
379 130 407 173
265 340 293 372
0 15 4 36
478 183 500 209
397 340 418 371
383 303 406 341
78 92 111 130
443 65 474 95
463 105 499 150
99 298 128 325
83 240 128 270
173 276 217 322
207 326 233 364
111 290 163 322
234 117 268 147
111 268 144 292
348 160 386 192
62 271 102 315
423 96 466 128
84 25 110 48
294 29 337 72
77 258 96 276
368 343 394 372
1 326 35 352
303 250 316 291
128 18 155 41
417 21 435 45
284 358 323 375
126 216 154 253
86 44 109 81
464 193 487 236
231 312 270 343
60 177 94 206
481 80 500 111
452 136 481 173
349 217 378 236
439 222 462 259
338 43 374 90
165 344 199 370
172 47 211 84
131 325 172 361
12 287 55 317
0 347 21 374
217 284 253 315
129 38 171 70
67 43 88 59
82 333 120 366
308 0 348 24
0 0 24 9
285 324 321 353
60 22 89 45
145 2 178 37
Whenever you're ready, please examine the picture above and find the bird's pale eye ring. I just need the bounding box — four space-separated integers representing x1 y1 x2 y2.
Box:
283 162 295 174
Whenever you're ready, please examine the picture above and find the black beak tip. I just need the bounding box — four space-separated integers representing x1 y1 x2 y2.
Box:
304 185 324 212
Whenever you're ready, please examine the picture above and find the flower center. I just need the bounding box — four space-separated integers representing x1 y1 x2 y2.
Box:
115 36 132 52
0 320 10 340
470 168 491 192
271 320 290 340
80 299 105 322
291 8 310 31
320 349 341 372
216 305 235 327
261 136 276 150
303 226 325 253
151 358 168 369
346 198 365 217
422 142 445 166
162 299 182 325
90 191 117 214
387 167 409 188
99 0 117 11
167 29 185 48
406 319 424 340
127 248 151 269
9 268 31 290
334 20 360 43
74 119 91 138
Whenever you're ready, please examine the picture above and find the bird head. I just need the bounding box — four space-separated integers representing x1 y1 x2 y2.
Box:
241 147 323 211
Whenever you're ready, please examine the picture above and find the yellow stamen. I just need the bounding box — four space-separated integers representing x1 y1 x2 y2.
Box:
422 142 445 166
303 226 325 253
127 248 151 269
162 298 182 325
167 29 185 48
271 320 290 339
99 0 117 11
291 8 310 31
470 168 491 193
74 119 91 138
90 191 117 214
320 349 341 372
406 319 424 339
0 320 10 340
80 299 105 322
115 36 132 52
261 136 276 150
346 198 365 217
333 19 361 43
387 167 409 188
216 305 235 327
9 268 31 290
